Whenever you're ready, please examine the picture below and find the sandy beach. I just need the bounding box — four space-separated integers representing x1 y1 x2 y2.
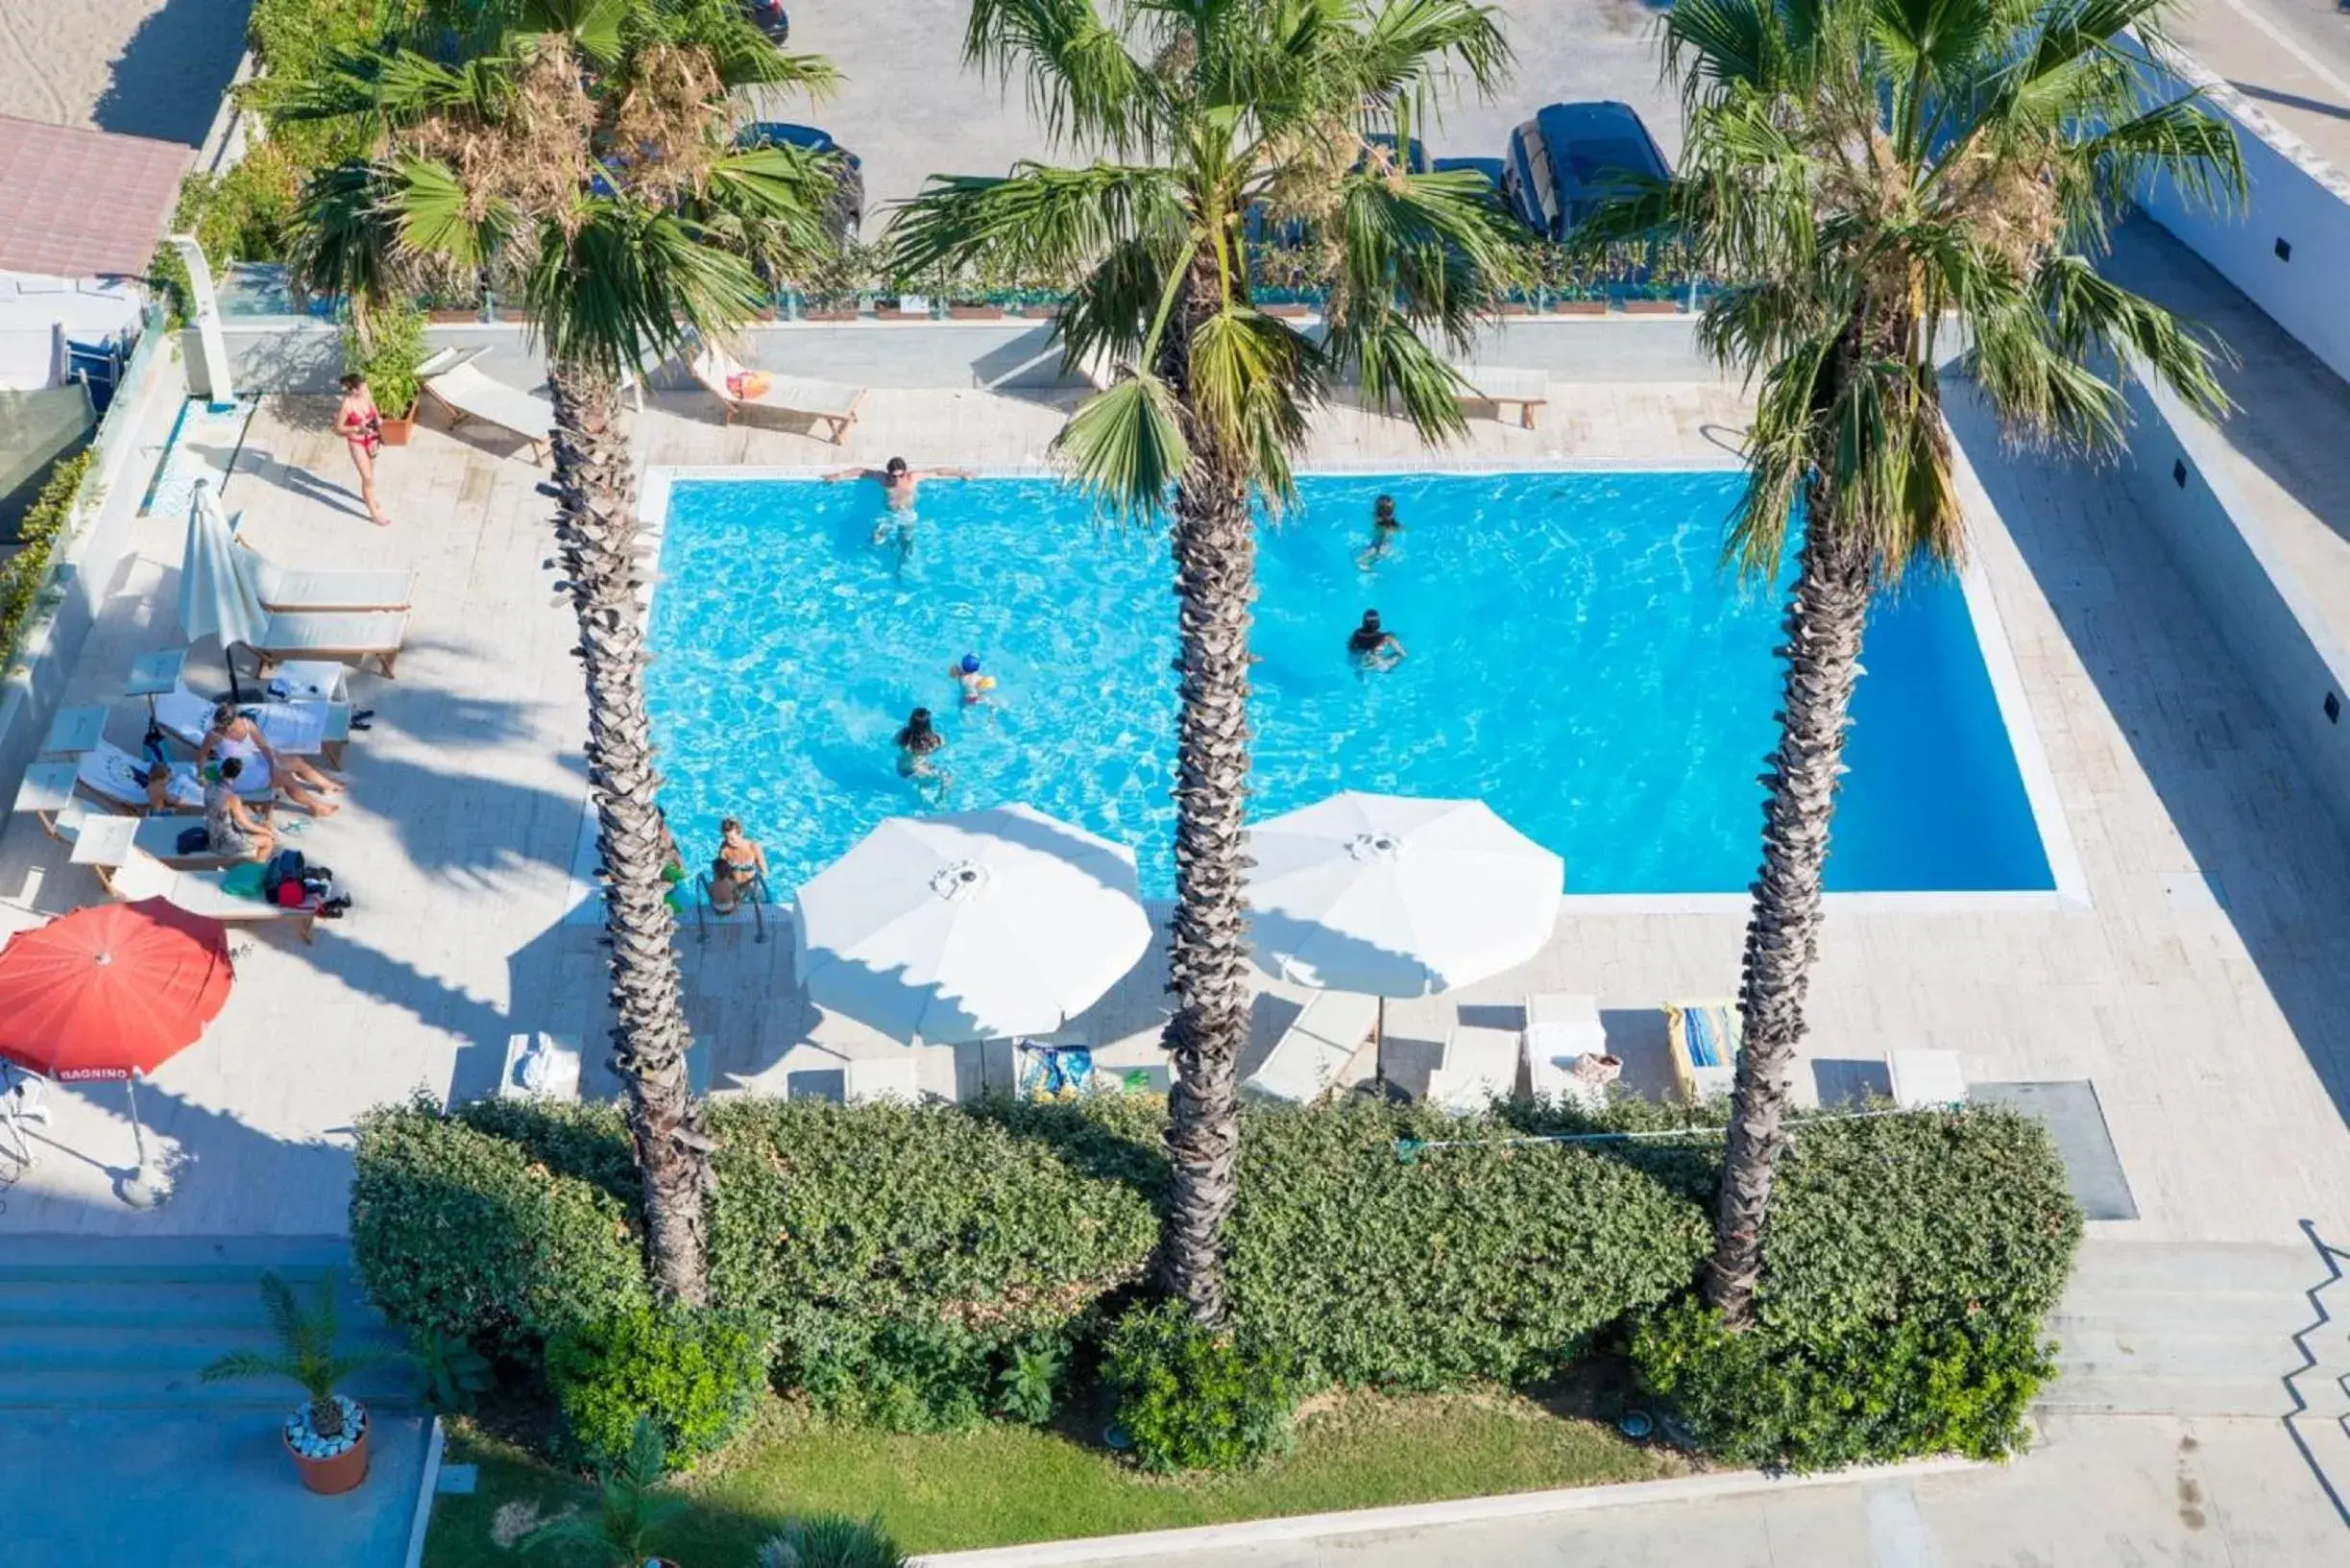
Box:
0 0 253 148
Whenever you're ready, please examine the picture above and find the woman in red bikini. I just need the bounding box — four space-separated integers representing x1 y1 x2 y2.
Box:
336 373 393 527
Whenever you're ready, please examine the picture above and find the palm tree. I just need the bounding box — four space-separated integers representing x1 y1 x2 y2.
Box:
1584 0 2241 1325
891 0 1523 1322
523 1416 683 1563
202 1270 398 1443
284 0 844 1302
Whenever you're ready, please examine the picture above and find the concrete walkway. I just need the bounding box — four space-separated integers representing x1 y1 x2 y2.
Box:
1031 1415 2345 1567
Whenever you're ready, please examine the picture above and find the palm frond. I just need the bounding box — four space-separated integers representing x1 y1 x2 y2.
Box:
1053 373 1192 522
889 162 1186 283
1345 316 1470 444
964 0 1157 151
528 201 765 379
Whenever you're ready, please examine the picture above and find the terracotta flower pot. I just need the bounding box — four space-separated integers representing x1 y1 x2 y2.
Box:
1624 299 1684 315
873 305 925 321
376 404 417 446
948 303 1005 320
1552 300 1608 316
284 1406 370 1494
1264 302 1314 319
802 307 858 322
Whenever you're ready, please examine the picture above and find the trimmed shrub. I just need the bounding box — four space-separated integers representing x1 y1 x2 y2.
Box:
1630 1106 2082 1468
706 1098 1156 1431
546 1304 770 1467
350 1095 649 1358
1226 1098 1712 1388
1103 1301 1296 1473
758 1514 908 1568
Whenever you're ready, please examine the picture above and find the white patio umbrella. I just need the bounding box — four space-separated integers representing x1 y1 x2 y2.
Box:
793 805 1152 1045
179 478 267 696
1246 791 1564 1001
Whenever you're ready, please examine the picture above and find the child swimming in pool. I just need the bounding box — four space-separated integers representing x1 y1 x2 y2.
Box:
895 706 952 802
949 654 997 706
1356 495 1403 568
1347 609 1406 672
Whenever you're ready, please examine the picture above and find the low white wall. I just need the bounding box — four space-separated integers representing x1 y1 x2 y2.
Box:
198 313 1716 398
0 324 186 821
2127 34 2350 384
2110 366 2350 834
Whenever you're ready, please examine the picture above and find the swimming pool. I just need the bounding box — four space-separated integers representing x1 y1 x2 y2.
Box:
643 470 2056 899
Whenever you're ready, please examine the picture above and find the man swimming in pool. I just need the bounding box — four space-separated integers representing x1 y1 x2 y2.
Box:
1347 609 1406 672
826 457 977 543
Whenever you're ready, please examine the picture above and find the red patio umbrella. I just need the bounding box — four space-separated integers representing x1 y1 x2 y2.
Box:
0 899 233 1206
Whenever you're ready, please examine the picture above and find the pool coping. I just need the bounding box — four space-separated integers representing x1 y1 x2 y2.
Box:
576 462 2088 921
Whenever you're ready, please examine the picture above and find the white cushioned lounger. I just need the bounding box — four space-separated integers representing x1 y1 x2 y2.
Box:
238 543 413 612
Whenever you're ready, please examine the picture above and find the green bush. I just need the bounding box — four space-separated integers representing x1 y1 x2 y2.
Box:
1226 1098 1711 1388
342 298 427 418
546 1303 771 1467
349 1095 649 1359
1 447 94 657
706 1098 1156 1430
758 1514 908 1568
1102 1301 1296 1474
1630 1107 2081 1468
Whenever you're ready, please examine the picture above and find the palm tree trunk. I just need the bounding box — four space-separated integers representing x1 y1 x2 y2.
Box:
1706 507 1872 1327
546 363 712 1306
1155 449 1256 1326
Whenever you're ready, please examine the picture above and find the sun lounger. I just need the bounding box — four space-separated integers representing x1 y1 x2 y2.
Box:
500 1032 584 1100
1242 989 1377 1103
235 541 413 613
690 343 865 443
1887 1049 1968 1110
1521 993 1612 1109
1450 364 1548 429
1664 999 1741 1104
153 686 351 770
1427 1024 1520 1112
61 810 247 871
100 848 319 943
418 349 553 465
251 610 409 678
75 741 203 814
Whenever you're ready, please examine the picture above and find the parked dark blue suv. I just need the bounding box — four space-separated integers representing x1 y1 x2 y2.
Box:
1501 101 1668 241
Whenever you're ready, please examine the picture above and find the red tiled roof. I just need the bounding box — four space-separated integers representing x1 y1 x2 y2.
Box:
0 116 192 278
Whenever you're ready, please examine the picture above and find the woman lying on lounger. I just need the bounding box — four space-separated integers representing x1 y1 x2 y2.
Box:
199 702 343 817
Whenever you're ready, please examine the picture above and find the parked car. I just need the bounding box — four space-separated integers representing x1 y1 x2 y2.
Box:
1501 101 1668 241
1431 155 1505 193
743 0 788 42
735 122 864 240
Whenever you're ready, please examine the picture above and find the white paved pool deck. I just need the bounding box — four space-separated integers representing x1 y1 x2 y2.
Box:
1 360 2347 1265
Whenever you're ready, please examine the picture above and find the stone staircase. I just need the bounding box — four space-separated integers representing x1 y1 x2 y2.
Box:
2039 1235 2350 1505
0 1236 418 1413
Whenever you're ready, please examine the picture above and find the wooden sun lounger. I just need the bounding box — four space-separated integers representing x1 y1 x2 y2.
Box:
252 610 410 678
418 350 553 465
1450 364 1549 428
99 848 319 943
1242 989 1378 1103
1664 999 1741 1104
235 540 413 613
1427 1024 1520 1112
1521 992 1611 1108
690 346 866 443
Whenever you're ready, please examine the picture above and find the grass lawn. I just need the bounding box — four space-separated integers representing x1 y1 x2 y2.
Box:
425 1389 1681 1564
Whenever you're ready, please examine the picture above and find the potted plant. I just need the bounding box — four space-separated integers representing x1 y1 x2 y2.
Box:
945 257 1006 320
341 301 426 444
202 1269 400 1495
1534 245 1609 315
524 1417 684 1567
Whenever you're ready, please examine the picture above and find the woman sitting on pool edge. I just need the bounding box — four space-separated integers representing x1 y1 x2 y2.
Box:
707 816 768 915
1347 609 1406 672
895 707 951 800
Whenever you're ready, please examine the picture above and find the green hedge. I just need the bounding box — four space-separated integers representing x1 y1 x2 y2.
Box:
1630 1108 2082 1468
705 1098 1157 1429
1 448 93 659
1226 1098 1710 1387
350 1095 649 1359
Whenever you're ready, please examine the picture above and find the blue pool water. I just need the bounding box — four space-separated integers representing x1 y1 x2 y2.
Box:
645 471 2053 897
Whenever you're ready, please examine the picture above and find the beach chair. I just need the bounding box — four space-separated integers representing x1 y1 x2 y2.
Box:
417 349 553 465
1016 1034 1097 1098
499 1032 583 1100
689 343 865 443
1664 999 1741 1104
235 540 413 613
61 810 247 871
99 848 320 944
73 741 203 814
1449 364 1548 429
1520 992 1612 1109
693 866 771 944
1426 1024 1520 1112
250 609 410 678
1242 989 1377 1103
844 1056 921 1104
1887 1049 1968 1110
153 686 351 771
